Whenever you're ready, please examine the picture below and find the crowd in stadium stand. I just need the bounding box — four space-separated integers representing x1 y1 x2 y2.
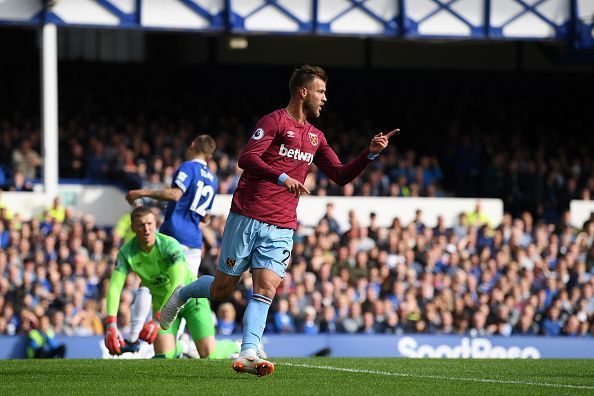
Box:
2 66 594 223
1 65 593 339
1 195 593 338
2 113 593 225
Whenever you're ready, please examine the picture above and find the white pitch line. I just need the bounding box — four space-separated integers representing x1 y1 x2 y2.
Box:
281 362 594 391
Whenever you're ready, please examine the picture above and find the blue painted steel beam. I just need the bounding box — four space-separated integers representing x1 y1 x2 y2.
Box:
318 0 396 34
404 0 483 37
312 0 318 33
1 0 589 47
223 0 232 32
397 0 406 36
96 0 136 25
136 0 142 25
484 0 491 37
180 0 218 27
232 0 309 31
570 0 594 50
266 0 311 31
34 3 65 26
498 0 556 30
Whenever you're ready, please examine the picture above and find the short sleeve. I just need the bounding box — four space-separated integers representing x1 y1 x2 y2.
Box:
172 162 194 193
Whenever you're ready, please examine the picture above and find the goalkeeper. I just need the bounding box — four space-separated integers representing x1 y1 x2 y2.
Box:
104 205 215 358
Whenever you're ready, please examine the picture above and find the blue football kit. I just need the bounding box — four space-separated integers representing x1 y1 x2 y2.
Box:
159 159 217 249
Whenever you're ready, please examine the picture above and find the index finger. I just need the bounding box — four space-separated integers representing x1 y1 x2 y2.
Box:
299 183 311 195
384 128 400 138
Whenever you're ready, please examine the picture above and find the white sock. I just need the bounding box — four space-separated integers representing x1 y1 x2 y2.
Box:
129 287 152 343
239 348 257 359
177 318 187 340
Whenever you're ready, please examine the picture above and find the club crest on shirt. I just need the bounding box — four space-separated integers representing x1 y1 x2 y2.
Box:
154 274 168 287
308 132 318 146
168 251 182 265
226 257 237 267
251 128 264 140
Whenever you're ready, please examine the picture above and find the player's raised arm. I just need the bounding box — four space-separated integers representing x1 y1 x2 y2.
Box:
314 128 399 186
126 186 183 205
369 128 399 154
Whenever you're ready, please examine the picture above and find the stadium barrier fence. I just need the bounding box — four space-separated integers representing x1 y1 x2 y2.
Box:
4 188 507 228
2 334 593 359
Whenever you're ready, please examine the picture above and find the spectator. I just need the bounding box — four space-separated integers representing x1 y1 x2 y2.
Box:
26 315 66 358
320 202 341 235
50 311 73 336
469 311 489 337
12 139 41 181
47 197 66 224
10 171 33 192
319 305 341 334
273 298 296 334
300 306 319 335
467 202 491 228
85 138 108 180
382 311 404 335
216 302 239 336
562 315 580 336
71 300 103 336
541 306 563 336
340 302 363 334
358 311 381 334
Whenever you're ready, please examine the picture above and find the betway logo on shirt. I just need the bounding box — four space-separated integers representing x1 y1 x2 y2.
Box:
278 144 314 164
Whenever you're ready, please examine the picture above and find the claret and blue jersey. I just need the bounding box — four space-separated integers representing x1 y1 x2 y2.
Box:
159 159 217 249
231 108 374 229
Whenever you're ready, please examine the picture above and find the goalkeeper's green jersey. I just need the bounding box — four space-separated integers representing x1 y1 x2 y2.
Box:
106 232 195 315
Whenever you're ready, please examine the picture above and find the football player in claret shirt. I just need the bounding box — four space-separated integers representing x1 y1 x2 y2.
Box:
124 135 217 356
160 65 399 375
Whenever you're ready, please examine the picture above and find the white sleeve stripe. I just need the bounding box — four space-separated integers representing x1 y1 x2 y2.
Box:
177 171 188 182
175 180 187 192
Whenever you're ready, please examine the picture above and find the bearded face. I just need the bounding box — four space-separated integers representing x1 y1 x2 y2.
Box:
302 77 326 119
303 94 320 118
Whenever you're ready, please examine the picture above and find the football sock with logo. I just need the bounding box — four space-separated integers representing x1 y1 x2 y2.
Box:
241 294 273 353
179 275 213 301
129 286 152 343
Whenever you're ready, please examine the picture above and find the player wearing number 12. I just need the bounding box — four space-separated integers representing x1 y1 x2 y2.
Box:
160 65 399 376
127 134 218 275
124 135 217 357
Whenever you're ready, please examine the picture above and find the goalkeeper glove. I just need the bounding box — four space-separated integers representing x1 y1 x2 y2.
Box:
139 311 161 344
104 315 125 355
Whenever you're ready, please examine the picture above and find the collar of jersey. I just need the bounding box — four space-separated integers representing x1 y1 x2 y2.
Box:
283 108 309 127
191 159 207 165
136 232 162 254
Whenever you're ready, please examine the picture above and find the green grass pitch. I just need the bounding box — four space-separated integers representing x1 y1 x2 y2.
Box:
1 358 593 395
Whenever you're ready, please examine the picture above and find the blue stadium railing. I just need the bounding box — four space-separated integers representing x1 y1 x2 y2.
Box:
0 0 592 50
